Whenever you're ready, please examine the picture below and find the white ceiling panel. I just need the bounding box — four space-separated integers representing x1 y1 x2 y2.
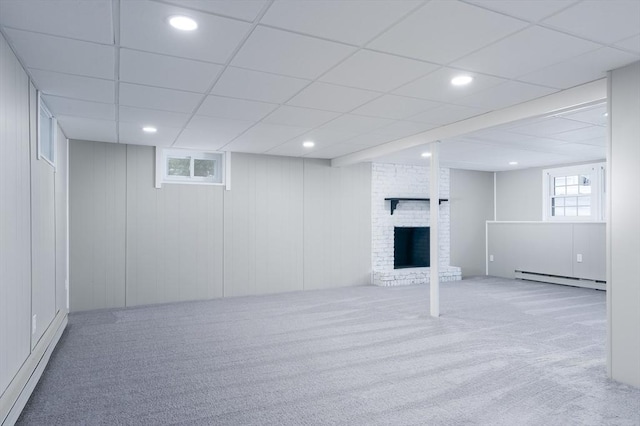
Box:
393 67 506 103
552 125 606 143
4 29 114 79
42 95 115 121
231 26 355 79
28 69 114 103
0 0 113 43
162 0 267 21
211 67 309 103
260 0 423 46
119 83 202 113
175 115 254 150
409 104 489 125
465 0 578 23
507 117 590 137
351 94 440 120
287 82 380 113
320 50 438 92
614 34 640 54
544 142 606 155
368 0 527 64
341 133 396 148
197 95 277 121
118 106 191 129
453 26 600 79
320 114 394 133
223 122 310 152
304 143 370 159
120 0 250 63
119 122 181 147
262 106 339 128
57 116 116 143
120 49 222 93
519 47 639 89
558 104 607 126
543 0 640 45
279 126 359 148
457 81 556 110
369 120 437 139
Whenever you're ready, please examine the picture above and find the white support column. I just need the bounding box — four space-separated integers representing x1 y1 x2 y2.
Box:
430 142 440 317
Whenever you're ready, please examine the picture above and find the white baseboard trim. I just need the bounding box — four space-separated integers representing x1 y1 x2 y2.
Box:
1 310 67 426
515 270 606 291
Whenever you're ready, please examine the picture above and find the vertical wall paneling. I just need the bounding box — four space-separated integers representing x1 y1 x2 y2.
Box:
55 127 68 313
69 140 126 311
303 159 371 290
0 32 32 396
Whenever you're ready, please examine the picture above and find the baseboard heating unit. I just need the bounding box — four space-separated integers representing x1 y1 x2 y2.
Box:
515 270 606 291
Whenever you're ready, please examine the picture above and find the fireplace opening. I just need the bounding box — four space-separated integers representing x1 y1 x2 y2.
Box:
394 227 430 269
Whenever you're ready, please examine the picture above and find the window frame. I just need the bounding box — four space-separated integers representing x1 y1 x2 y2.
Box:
542 162 606 222
155 148 226 188
37 91 56 169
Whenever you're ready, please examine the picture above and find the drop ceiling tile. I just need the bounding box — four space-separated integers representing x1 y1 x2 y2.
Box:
287 82 380 113
198 95 277 121
119 122 181 147
393 67 506 103
465 0 577 22
519 47 639 89
120 0 250 63
120 49 222 93
41 95 115 121
262 106 339 128
4 29 114 79
320 50 438 92
0 0 113 43
351 94 440 120
614 34 640 54
306 143 371 159
211 67 309 103
457 80 556 110
118 106 191 128
223 123 310 152
369 120 437 139
468 129 571 150
162 0 267 21
231 26 355 79
341 133 395 147
260 0 423 45
320 114 394 133
545 142 606 156
507 117 590 137
28 69 114 103
453 26 600 79
119 83 202 113
277 126 359 149
368 0 527 64
552 125 606 143
409 104 488 126
175 115 254 150
56 115 116 143
559 104 607 126
543 0 640 45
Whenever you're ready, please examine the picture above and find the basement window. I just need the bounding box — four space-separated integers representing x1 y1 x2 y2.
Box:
156 148 225 187
38 92 56 168
543 163 605 221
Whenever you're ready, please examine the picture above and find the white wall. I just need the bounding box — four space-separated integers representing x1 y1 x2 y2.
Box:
69 144 372 311
608 60 640 388
0 31 68 423
495 167 543 221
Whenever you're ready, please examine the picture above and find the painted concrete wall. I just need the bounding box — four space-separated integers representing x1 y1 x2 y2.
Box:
608 60 640 388
450 169 494 277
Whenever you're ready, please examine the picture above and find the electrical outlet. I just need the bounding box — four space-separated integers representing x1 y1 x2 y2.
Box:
577 253 583 263
32 314 37 334
489 255 494 262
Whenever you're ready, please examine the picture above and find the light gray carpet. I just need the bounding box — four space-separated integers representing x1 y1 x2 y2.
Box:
17 277 640 425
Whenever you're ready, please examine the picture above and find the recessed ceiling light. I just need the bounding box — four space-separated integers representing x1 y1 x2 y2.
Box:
509 161 518 165
142 126 157 133
421 152 432 158
603 112 609 117
303 141 315 148
451 75 473 86
168 15 198 31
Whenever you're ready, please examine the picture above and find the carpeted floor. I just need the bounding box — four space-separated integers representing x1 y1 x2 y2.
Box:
17 277 640 425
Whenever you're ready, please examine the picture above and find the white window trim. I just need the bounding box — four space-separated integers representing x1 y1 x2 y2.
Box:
155 148 229 189
542 162 606 222
37 91 56 169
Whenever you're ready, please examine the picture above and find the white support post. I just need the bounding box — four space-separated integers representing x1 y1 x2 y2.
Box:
430 142 440 317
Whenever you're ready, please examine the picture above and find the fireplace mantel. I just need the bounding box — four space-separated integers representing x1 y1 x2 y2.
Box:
384 197 449 215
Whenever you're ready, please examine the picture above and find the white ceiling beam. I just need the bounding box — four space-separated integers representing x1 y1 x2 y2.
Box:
331 78 607 167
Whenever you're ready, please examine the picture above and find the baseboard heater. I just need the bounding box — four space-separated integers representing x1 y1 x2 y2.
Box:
514 270 606 291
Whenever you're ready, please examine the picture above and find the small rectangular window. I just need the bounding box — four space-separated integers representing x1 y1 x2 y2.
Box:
157 148 224 186
543 163 605 221
38 93 56 167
